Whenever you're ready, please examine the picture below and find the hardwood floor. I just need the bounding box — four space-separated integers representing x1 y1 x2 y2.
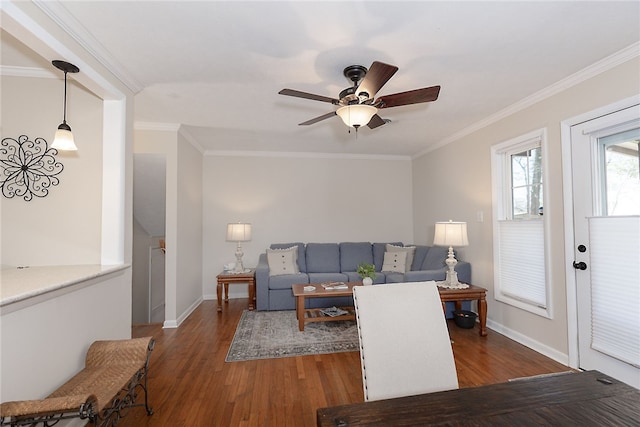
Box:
120 299 570 427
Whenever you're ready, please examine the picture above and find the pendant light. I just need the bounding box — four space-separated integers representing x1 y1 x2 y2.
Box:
52 60 80 151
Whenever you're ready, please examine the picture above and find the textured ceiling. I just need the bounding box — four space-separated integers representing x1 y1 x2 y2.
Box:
3 1 640 156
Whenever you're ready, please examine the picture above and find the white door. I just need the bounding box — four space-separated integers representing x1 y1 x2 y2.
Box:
569 104 640 388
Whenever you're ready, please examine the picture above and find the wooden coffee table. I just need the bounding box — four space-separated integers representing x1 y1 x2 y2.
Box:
437 283 488 336
292 282 360 331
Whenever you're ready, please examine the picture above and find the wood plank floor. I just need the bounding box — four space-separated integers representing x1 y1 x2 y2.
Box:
120 299 571 427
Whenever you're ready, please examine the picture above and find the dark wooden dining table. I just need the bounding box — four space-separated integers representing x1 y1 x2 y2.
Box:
316 370 640 426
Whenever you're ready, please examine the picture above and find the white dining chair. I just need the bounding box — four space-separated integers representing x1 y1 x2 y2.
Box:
353 281 459 401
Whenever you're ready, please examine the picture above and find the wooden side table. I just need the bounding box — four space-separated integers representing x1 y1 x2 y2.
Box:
216 269 256 312
437 283 488 336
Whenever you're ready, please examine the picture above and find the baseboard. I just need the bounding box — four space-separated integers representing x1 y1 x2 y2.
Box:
203 293 248 300
487 319 570 366
162 297 203 329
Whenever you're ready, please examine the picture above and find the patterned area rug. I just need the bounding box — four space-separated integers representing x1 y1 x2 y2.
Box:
225 310 359 362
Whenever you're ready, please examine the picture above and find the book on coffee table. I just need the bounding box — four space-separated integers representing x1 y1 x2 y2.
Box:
320 306 349 317
321 282 348 290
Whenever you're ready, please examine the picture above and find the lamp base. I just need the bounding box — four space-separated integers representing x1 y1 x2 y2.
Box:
437 246 469 289
233 242 245 273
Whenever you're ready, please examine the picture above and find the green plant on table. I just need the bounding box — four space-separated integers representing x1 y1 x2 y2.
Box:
356 262 377 280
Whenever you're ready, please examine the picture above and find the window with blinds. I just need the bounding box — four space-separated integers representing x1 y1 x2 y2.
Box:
491 129 551 318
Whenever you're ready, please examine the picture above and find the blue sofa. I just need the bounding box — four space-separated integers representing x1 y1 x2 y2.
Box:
255 242 471 312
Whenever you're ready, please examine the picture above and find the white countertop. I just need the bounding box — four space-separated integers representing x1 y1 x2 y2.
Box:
0 264 128 308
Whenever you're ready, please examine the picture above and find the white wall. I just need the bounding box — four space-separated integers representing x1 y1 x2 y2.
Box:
174 132 203 323
0 270 131 403
412 57 640 362
1 75 103 266
202 154 414 299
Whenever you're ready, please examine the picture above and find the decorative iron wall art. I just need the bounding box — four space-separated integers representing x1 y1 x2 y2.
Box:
0 135 64 201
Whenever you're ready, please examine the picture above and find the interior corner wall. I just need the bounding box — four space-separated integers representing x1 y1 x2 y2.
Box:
202 154 414 300
0 75 103 267
174 132 203 323
412 57 640 361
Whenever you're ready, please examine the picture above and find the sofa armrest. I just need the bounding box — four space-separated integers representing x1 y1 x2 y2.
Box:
454 261 471 284
255 253 270 310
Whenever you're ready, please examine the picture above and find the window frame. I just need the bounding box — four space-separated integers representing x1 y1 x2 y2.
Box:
491 128 552 318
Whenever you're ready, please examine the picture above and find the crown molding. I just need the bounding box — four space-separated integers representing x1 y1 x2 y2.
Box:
414 41 640 160
0 65 55 78
205 150 411 161
33 0 144 93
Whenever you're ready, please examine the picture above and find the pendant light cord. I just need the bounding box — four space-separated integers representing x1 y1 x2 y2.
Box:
62 71 68 125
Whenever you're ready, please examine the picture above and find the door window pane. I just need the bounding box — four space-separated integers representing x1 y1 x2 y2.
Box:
600 129 640 216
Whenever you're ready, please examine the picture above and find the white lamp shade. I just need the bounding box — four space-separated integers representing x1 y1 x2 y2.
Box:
52 127 77 151
336 104 378 128
226 223 252 242
433 221 469 247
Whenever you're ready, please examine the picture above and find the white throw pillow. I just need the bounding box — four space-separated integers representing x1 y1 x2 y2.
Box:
381 251 407 273
386 244 416 272
267 246 300 276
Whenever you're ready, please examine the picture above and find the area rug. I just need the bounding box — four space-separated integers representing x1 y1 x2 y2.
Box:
225 310 359 362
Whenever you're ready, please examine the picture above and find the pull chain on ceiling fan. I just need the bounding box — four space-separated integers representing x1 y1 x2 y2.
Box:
279 61 440 132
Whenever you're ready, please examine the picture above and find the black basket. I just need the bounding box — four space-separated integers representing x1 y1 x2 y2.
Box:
453 310 477 329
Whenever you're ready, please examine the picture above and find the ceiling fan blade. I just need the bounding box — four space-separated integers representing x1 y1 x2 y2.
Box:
299 111 337 126
367 114 386 129
279 89 339 104
356 61 399 100
376 85 441 109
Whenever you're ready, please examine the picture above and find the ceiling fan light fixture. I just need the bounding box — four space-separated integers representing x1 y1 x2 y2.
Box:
336 104 377 128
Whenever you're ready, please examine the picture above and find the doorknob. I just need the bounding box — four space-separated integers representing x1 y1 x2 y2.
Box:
573 261 587 270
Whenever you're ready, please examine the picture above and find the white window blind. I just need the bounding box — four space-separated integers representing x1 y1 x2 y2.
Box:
497 219 546 308
589 216 640 368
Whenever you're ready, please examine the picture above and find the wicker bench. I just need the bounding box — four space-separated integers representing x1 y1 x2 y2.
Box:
0 337 155 426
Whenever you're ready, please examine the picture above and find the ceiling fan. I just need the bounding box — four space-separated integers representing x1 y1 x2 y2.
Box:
279 61 440 131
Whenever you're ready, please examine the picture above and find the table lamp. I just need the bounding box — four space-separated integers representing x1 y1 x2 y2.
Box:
433 220 469 289
226 222 251 273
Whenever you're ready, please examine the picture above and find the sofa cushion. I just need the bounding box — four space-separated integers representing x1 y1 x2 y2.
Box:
373 242 403 272
306 243 340 273
384 271 406 283
422 246 449 270
386 244 416 273
382 251 407 273
411 245 429 271
271 242 306 272
266 246 299 276
268 272 309 290
308 272 349 283
340 242 374 272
